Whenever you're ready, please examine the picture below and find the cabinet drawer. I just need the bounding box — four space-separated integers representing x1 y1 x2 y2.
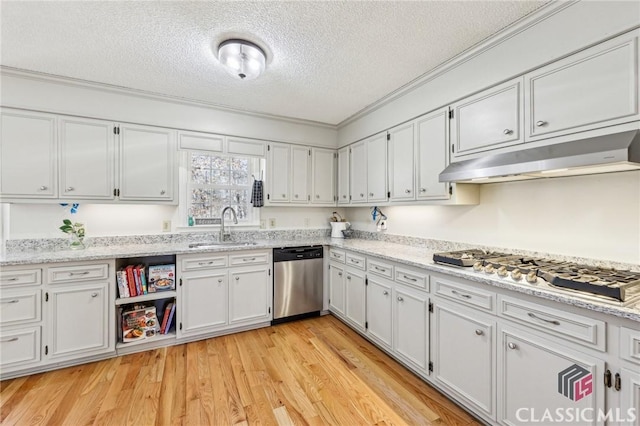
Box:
433 277 494 312
0 327 41 367
181 255 228 271
48 263 109 283
0 268 42 288
329 249 346 263
0 290 41 326
229 251 269 266
395 267 428 290
498 295 606 351
620 327 640 365
345 253 366 270
367 259 394 279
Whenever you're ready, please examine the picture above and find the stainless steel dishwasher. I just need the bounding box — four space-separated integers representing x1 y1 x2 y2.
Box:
272 246 323 324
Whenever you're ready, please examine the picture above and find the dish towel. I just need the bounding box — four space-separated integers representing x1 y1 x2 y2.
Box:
251 180 264 207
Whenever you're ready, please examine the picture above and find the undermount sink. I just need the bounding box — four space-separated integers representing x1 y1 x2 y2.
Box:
188 241 258 249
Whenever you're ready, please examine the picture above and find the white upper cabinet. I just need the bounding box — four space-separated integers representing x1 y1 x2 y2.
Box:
450 77 524 158
349 140 367 204
290 146 310 203
1 109 57 198
118 123 176 202
525 30 640 141
178 130 224 152
337 146 350 204
366 132 388 203
311 147 336 204
266 143 291 203
59 117 115 200
416 108 449 200
388 123 415 201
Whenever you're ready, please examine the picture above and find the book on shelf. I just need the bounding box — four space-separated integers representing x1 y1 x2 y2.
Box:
116 269 130 298
125 265 137 297
138 265 148 294
159 301 174 334
164 303 177 334
148 264 176 292
121 303 160 343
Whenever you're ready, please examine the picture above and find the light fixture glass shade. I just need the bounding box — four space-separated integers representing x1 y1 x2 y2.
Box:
218 39 266 80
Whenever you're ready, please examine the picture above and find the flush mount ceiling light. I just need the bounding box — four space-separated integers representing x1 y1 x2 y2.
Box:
218 39 266 80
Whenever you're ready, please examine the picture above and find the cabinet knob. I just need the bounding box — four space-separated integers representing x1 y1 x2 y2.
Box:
91 293 98 298
405 189 411 194
507 342 518 350
282 194 286 198
160 190 166 195
397 296 404 302
383 291 388 295
294 194 299 198
66 187 74 192
39 186 48 190
218 279 223 283
235 276 240 281
338 272 342 277
503 129 513 135
342 195 347 199
346 275 351 280
420 188 426 193
536 120 547 127
475 329 484 336
316 195 320 199
369 192 374 197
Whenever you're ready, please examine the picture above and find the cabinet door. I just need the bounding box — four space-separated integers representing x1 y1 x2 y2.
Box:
311 148 336 204
0 110 57 198
337 147 350 204
328 263 345 316
416 109 449 200
229 268 270 324
179 271 227 336
119 123 176 201
366 133 388 203
498 326 605 426
451 77 524 158
47 283 110 359
290 146 310 203
393 286 429 374
621 368 640 426
388 123 415 201
345 268 366 332
366 277 392 349
267 143 290 203
525 31 640 141
349 141 367 204
59 117 115 199
433 301 495 419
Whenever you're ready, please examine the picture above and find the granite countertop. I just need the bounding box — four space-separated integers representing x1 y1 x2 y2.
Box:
2 237 639 322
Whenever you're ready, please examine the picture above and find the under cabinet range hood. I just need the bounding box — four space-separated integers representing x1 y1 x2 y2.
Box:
439 130 640 183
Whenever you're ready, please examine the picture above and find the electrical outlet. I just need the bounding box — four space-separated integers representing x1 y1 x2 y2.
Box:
269 218 276 228
162 220 171 232
304 218 310 227
260 219 266 229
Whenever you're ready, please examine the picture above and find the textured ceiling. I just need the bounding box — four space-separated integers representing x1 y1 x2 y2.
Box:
1 1 546 125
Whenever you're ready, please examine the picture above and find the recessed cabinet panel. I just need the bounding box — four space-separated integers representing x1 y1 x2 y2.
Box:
291 146 310 203
267 143 290 203
366 277 393 349
416 109 449 200
0 327 41 368
526 31 639 140
178 131 224 152
621 368 640 426
388 123 415 201
366 133 388 203
329 264 345 316
337 147 350 204
393 286 428 374
60 118 115 199
229 268 270 324
345 268 366 331
349 140 367 204
1 110 57 198
311 147 336 204
179 272 227 335
451 78 524 157
0 290 41 326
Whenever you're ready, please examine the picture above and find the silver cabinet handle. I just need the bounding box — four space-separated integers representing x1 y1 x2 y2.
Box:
383 291 389 295
451 290 472 299
1 299 20 304
397 296 404 302
346 275 351 280
235 276 240 281
1 337 18 343
536 120 547 127
503 129 513 135
374 266 386 272
91 293 98 298
160 190 166 195
66 187 75 191
402 275 417 282
405 189 411 194
350 259 360 264
475 329 484 336
2 277 19 282
242 258 256 262
198 261 215 266
508 342 518 350
337 272 342 277
527 312 560 326
420 188 426 193
218 279 223 283
39 185 48 190
69 271 90 276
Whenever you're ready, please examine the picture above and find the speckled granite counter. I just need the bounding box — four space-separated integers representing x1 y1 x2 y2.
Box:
2 236 639 322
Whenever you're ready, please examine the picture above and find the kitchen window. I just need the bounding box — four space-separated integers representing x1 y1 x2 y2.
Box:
186 151 261 225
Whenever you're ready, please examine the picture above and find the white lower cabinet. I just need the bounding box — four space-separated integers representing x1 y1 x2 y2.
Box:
432 300 496 420
0 327 41 369
365 276 393 350
328 262 346 316
621 368 640 426
344 267 366 332
393 285 429 376
47 281 111 360
229 268 271 325
498 325 605 426
179 271 228 336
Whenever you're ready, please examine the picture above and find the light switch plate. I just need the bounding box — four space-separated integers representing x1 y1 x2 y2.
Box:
269 218 276 228
162 220 171 232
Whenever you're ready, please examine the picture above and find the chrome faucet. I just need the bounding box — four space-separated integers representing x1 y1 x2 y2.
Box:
220 206 238 242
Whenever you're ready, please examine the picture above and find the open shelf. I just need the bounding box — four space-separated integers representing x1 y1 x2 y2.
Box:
116 332 177 354
115 291 176 306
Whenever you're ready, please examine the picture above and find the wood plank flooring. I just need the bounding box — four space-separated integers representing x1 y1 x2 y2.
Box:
1 315 480 425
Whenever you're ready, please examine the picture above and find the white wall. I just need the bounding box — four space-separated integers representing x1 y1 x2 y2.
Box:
347 171 640 264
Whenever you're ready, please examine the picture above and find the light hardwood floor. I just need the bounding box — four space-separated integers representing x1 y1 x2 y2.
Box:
1 315 480 425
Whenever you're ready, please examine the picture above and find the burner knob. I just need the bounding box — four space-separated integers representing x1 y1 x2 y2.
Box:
473 261 484 272
526 271 538 284
511 269 522 281
497 266 508 277
484 264 495 274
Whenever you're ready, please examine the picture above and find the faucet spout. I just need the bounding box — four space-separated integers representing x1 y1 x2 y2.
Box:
220 206 238 242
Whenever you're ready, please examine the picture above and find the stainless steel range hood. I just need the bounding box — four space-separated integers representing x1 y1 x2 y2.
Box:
439 130 640 183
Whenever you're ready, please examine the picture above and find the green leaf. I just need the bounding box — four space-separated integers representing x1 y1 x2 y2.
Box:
63 219 72 226
59 226 72 233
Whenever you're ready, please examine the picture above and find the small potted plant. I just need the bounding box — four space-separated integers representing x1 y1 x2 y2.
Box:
60 219 86 249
